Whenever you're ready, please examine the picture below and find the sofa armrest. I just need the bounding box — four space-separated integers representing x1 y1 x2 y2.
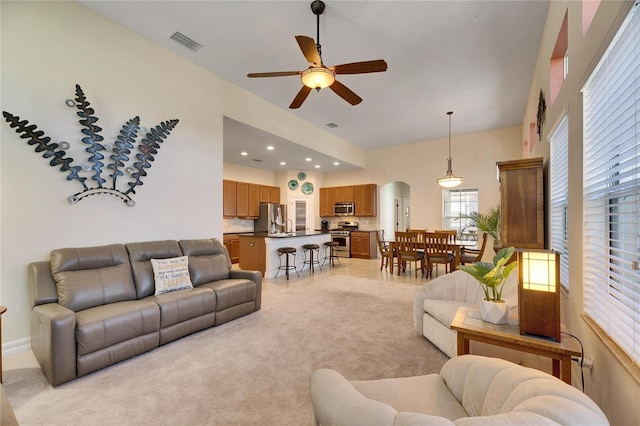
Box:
311 368 398 426
230 269 262 310
31 303 77 386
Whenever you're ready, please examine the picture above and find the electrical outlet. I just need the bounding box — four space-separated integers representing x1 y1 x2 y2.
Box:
572 355 594 370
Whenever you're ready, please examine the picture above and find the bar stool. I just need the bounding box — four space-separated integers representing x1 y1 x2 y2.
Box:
275 247 298 280
322 241 341 267
301 243 322 273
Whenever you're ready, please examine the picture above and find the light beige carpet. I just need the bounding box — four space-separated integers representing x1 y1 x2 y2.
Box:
4 275 448 425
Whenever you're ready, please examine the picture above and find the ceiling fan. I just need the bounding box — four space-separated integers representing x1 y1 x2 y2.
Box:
247 0 388 109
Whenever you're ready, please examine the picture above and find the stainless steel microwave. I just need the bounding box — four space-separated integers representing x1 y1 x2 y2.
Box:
334 202 355 216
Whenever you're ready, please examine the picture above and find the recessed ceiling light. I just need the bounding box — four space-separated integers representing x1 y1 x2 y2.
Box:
241 151 248 156
280 161 286 166
305 157 312 162
267 145 274 150
314 165 320 169
333 161 340 166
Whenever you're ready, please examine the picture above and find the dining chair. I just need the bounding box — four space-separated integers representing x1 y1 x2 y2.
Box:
394 231 425 277
435 229 457 243
424 232 454 277
376 230 395 271
460 232 489 265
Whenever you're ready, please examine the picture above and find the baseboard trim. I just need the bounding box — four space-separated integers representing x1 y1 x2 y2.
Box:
2 337 30 356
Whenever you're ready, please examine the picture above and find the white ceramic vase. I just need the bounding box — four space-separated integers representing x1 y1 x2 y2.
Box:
479 298 509 324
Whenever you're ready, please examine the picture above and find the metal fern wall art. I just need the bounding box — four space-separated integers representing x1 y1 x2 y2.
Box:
2 84 179 206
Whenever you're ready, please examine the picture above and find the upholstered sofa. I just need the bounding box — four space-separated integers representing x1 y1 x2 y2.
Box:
28 238 261 386
414 270 520 360
310 354 609 425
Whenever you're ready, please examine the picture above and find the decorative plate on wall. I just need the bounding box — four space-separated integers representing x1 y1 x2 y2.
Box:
297 172 306 181
288 179 299 190
301 182 314 195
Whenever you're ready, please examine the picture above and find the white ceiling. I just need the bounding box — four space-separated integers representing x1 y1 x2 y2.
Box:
80 0 549 172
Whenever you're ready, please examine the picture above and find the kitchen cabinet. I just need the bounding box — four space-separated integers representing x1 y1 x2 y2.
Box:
225 180 274 219
319 187 334 217
259 185 281 204
270 186 280 204
238 236 266 274
350 231 378 259
236 182 250 217
249 184 260 217
334 186 354 203
223 180 237 218
497 157 545 249
354 184 377 216
223 234 240 264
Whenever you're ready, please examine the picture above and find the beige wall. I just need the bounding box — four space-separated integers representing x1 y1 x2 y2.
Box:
521 1 639 425
323 126 522 230
0 2 354 347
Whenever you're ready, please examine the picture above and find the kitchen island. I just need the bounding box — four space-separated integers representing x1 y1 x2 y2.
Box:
238 232 332 278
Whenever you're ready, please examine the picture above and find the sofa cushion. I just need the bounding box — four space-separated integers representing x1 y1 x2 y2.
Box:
198 278 256 311
126 240 183 299
150 256 193 295
75 299 160 356
150 287 216 328
424 299 476 328
179 239 231 285
51 244 136 312
352 374 469 421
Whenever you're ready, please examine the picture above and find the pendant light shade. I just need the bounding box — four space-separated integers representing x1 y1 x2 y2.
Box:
437 111 463 188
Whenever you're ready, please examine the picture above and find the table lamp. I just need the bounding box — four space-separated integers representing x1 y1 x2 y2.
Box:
517 249 561 342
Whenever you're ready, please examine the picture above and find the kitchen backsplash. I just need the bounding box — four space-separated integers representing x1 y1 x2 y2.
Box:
223 218 254 234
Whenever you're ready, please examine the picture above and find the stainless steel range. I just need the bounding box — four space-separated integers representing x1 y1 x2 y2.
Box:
330 221 359 258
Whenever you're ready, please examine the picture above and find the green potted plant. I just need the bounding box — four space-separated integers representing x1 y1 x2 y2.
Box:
460 204 502 250
458 247 518 324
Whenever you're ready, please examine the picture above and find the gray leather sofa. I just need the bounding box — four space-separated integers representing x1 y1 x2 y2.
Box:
28 238 262 386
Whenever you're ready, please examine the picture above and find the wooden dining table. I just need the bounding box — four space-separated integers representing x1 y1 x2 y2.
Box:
386 240 473 275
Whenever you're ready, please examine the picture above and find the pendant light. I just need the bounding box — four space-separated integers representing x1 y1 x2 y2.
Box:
437 111 463 188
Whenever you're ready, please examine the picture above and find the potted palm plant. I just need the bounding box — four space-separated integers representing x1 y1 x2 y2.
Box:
460 204 501 250
458 247 517 324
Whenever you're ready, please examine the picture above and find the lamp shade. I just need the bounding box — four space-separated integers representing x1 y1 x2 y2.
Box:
301 67 335 90
518 249 561 342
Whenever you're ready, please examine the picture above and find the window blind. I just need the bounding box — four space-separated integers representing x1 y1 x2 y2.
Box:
582 4 640 364
550 114 570 290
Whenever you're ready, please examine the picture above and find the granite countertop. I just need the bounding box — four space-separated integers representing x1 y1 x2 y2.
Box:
237 231 330 238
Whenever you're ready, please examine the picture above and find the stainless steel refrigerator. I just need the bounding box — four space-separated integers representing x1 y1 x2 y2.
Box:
254 203 286 234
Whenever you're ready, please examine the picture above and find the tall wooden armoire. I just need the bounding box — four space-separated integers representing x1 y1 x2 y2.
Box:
497 158 545 249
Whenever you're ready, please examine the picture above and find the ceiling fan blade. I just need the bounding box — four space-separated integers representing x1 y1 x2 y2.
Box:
289 86 312 109
329 80 362 106
247 71 301 78
331 60 388 75
295 35 322 65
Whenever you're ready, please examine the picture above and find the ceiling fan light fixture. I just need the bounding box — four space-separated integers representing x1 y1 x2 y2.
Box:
437 111 463 188
301 67 335 90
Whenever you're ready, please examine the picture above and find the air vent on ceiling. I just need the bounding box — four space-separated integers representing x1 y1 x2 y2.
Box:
168 31 203 52
326 123 339 128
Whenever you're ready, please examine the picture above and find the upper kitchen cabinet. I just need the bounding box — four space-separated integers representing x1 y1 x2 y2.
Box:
497 158 544 249
223 180 237 218
319 184 377 217
354 184 377 217
319 187 334 217
224 180 274 219
260 185 281 204
334 186 354 203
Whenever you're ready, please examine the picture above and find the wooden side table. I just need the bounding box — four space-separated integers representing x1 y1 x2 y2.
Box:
0 306 6 384
451 307 580 384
